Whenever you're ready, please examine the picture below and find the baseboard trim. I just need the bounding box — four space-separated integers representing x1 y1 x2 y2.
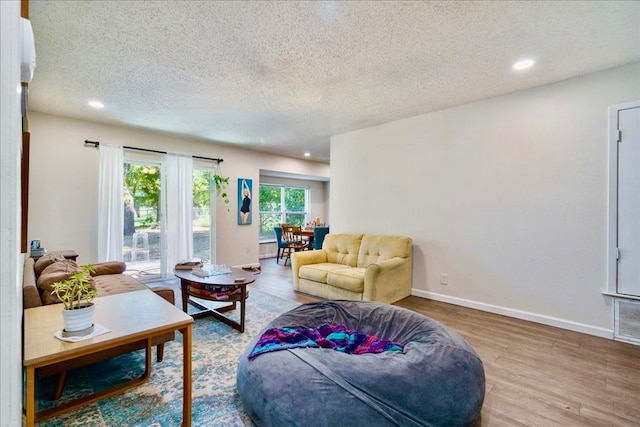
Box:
411 289 613 339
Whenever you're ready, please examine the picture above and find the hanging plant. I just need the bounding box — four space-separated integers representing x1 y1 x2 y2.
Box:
212 171 230 210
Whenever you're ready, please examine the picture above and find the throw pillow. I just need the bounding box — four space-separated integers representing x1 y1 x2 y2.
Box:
37 260 80 305
90 261 127 276
33 253 66 278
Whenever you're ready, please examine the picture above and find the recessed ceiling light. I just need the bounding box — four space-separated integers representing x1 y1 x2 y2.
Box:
304 152 311 157
88 100 104 109
512 59 535 71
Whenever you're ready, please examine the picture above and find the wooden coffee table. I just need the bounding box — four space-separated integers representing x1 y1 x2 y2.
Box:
174 267 255 333
23 290 193 426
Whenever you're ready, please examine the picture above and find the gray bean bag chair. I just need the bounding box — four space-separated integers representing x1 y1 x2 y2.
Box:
237 301 485 426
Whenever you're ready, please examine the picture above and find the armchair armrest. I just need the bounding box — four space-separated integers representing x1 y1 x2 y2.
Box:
363 257 412 304
291 250 328 286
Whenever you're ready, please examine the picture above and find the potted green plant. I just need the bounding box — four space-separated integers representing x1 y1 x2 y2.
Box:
213 173 231 211
50 264 98 333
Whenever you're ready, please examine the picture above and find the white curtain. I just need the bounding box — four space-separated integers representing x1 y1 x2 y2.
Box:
165 153 194 274
97 145 123 262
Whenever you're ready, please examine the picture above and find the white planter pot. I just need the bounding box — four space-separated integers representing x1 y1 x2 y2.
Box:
61 303 95 332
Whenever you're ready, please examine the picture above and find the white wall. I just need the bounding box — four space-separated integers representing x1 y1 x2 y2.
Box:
331 63 640 337
0 2 24 425
27 112 329 267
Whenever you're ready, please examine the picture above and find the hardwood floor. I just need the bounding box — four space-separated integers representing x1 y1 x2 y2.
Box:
251 257 324 304
254 257 640 426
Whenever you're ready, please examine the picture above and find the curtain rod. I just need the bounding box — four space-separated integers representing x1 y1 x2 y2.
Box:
83 140 223 163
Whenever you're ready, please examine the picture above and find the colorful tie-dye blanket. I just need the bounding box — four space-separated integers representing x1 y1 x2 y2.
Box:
248 323 404 359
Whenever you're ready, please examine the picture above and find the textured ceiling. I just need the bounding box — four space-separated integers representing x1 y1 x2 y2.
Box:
28 1 640 163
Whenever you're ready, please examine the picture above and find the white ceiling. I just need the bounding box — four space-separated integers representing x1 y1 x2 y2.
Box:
28 1 640 163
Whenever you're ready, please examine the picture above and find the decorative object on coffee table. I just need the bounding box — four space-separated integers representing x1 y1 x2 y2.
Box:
50 264 98 333
238 301 485 426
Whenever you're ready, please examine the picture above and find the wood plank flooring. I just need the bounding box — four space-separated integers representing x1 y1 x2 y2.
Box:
253 257 640 426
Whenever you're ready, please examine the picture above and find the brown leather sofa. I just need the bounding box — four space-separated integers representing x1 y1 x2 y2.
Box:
23 254 176 399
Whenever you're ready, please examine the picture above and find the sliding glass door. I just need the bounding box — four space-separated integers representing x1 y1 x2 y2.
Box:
123 160 164 280
193 166 214 263
121 153 217 280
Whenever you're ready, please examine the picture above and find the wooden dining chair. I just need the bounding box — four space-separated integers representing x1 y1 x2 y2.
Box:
281 225 307 266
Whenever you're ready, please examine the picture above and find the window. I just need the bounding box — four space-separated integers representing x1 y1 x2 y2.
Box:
259 184 309 241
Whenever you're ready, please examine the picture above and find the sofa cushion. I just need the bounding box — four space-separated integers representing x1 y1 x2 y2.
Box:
37 260 80 293
93 274 149 296
323 234 363 267
34 253 66 278
357 235 412 268
299 263 352 283
327 267 366 293
37 260 100 305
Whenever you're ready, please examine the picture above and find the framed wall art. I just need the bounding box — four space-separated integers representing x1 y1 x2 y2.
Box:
238 178 252 225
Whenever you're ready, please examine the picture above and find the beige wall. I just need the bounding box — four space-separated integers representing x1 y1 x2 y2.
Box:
27 112 329 267
331 62 640 337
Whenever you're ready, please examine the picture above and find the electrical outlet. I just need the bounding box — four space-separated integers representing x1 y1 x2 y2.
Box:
440 273 448 285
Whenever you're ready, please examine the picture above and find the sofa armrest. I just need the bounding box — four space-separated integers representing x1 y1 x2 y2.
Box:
88 261 127 276
363 257 412 304
151 286 175 305
23 257 42 308
291 250 328 287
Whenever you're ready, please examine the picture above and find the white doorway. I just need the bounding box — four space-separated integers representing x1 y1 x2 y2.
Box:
123 155 165 281
608 101 640 297
608 100 640 343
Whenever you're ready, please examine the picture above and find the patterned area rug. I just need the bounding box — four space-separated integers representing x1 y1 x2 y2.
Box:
36 289 299 426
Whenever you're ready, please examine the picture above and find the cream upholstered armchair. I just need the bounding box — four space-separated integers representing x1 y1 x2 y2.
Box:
291 234 412 304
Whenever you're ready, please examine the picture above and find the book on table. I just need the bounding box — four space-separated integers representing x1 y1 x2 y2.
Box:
187 284 241 300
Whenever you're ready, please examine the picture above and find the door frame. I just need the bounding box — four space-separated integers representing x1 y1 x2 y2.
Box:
123 151 166 281
192 159 218 264
607 100 640 297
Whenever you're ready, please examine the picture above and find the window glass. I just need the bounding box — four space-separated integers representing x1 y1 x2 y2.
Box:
259 184 308 240
192 169 212 262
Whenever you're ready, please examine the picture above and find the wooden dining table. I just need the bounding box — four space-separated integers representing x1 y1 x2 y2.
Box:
300 229 315 238
292 228 314 249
